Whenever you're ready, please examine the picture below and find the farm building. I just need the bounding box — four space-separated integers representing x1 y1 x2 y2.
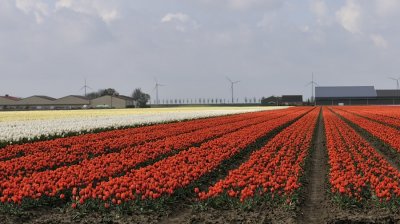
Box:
281 95 303 106
0 95 20 109
53 95 90 109
376 89 400 104
315 86 400 105
15 95 56 109
261 96 281 106
90 95 135 109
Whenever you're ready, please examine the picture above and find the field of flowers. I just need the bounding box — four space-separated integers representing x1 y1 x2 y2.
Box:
1 106 400 223
0 106 283 144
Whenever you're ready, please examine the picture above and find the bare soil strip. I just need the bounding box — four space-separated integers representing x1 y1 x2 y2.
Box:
297 109 329 224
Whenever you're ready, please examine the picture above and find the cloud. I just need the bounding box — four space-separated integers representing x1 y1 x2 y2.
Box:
161 12 198 32
15 0 49 24
256 13 277 30
55 0 119 24
370 34 388 48
310 0 328 25
299 25 310 33
228 0 281 10
197 0 282 11
336 0 362 34
375 0 400 16
161 13 190 23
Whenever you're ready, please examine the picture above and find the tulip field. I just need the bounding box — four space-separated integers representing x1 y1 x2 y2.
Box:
1 106 400 223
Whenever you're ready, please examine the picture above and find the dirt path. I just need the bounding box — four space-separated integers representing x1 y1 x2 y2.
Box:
297 110 328 224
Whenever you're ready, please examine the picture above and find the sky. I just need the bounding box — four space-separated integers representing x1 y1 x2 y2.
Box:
1 0 400 101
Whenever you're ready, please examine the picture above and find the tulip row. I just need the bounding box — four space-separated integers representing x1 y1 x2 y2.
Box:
324 108 400 202
335 106 400 128
74 108 311 206
331 107 400 154
0 109 272 161
0 109 283 179
0 107 309 205
0 107 298 202
0 107 277 142
197 108 319 202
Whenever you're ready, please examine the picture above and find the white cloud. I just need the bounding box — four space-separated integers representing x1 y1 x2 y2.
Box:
370 34 388 48
161 13 198 32
257 13 276 29
311 0 327 18
229 0 259 10
336 0 362 34
198 0 282 11
310 0 328 25
161 13 190 23
228 0 281 10
375 0 400 16
55 0 119 24
299 25 310 33
15 0 49 24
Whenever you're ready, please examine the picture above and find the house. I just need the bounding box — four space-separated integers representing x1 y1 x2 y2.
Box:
90 95 135 109
281 95 303 106
53 95 90 109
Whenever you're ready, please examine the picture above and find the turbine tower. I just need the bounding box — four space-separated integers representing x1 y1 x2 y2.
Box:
389 77 400 100
154 78 165 105
80 78 92 97
226 77 240 104
306 73 319 106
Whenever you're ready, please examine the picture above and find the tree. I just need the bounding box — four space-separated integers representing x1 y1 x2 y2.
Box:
86 91 100 100
131 88 150 108
100 88 119 96
86 88 119 100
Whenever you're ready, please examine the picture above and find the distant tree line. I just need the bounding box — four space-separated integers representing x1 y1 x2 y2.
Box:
85 88 264 107
152 98 262 105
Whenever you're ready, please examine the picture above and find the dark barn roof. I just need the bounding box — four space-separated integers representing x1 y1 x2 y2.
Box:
316 86 377 98
281 95 303 102
1 95 20 101
376 89 400 97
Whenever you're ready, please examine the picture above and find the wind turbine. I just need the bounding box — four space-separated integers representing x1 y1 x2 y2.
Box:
80 78 92 97
306 73 319 106
153 78 165 105
226 77 240 104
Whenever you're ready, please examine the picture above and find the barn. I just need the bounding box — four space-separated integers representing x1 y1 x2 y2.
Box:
53 95 90 109
90 95 135 109
281 95 303 106
315 86 400 105
15 95 56 109
0 95 20 109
